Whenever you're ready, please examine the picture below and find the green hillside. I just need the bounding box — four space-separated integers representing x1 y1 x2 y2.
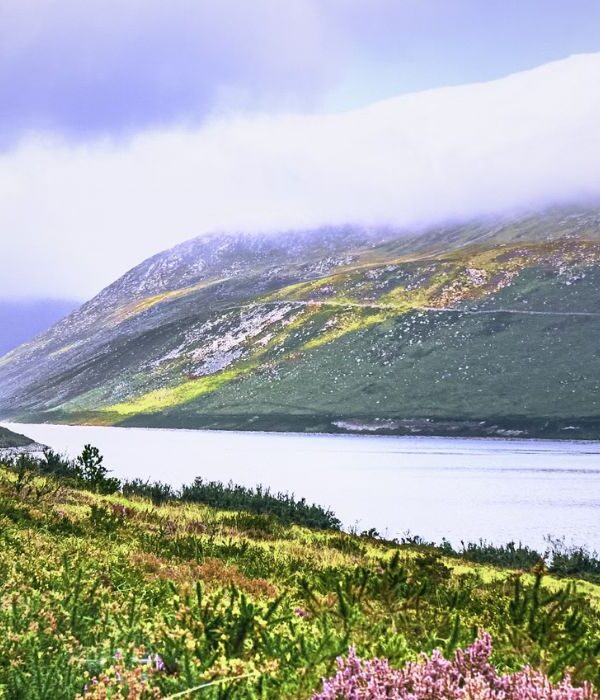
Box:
1 208 599 438
0 451 598 698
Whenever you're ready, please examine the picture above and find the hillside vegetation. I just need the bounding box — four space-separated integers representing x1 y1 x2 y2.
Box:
0 449 599 698
0 425 34 448
1 208 600 438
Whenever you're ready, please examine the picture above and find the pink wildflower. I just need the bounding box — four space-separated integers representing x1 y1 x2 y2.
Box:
312 633 597 700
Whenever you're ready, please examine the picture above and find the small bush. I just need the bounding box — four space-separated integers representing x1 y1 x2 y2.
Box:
122 479 175 506
459 539 543 570
76 445 121 494
547 538 600 583
179 477 341 530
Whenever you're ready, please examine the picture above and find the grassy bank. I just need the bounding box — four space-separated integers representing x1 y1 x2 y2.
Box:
0 451 598 698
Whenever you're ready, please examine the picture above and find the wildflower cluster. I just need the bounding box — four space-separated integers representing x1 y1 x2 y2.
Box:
314 634 597 699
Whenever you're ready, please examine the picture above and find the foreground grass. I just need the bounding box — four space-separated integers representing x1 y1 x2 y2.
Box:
0 464 599 699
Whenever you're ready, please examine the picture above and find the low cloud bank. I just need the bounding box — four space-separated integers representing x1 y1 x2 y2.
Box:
1 53 600 299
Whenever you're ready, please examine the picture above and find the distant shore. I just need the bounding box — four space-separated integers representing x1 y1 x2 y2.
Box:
13 413 600 441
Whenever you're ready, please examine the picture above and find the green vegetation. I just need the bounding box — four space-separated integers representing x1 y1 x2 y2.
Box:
114 291 600 439
401 535 600 586
2 211 600 439
0 447 599 698
4 448 341 531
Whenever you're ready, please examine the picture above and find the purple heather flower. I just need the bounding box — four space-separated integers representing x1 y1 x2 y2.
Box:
312 633 598 699
154 654 165 672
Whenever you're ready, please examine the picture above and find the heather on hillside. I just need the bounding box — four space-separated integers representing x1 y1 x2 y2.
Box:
313 634 597 700
0 448 599 698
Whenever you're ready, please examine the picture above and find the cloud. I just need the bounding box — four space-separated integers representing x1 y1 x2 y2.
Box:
0 0 339 142
3 0 600 142
1 53 599 300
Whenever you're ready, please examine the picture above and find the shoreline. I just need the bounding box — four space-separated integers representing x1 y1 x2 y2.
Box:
2 419 599 552
3 418 600 448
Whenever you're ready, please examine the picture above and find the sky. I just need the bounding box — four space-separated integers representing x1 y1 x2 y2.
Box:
1 0 600 300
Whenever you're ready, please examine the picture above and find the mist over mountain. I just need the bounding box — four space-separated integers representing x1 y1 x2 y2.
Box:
0 299 78 356
1 207 599 439
2 52 600 300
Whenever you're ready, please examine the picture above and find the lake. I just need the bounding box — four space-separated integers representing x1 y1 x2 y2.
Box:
3 422 600 553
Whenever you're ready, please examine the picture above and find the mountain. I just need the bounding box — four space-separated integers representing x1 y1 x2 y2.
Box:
0 425 34 449
0 208 599 439
0 299 78 356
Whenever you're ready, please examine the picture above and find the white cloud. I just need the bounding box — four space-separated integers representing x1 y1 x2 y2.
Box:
1 53 599 300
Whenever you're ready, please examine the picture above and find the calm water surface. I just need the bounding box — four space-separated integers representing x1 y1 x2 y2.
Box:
4 422 600 552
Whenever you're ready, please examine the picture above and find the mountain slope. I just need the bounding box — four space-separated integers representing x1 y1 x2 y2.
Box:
0 425 34 449
1 208 599 439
